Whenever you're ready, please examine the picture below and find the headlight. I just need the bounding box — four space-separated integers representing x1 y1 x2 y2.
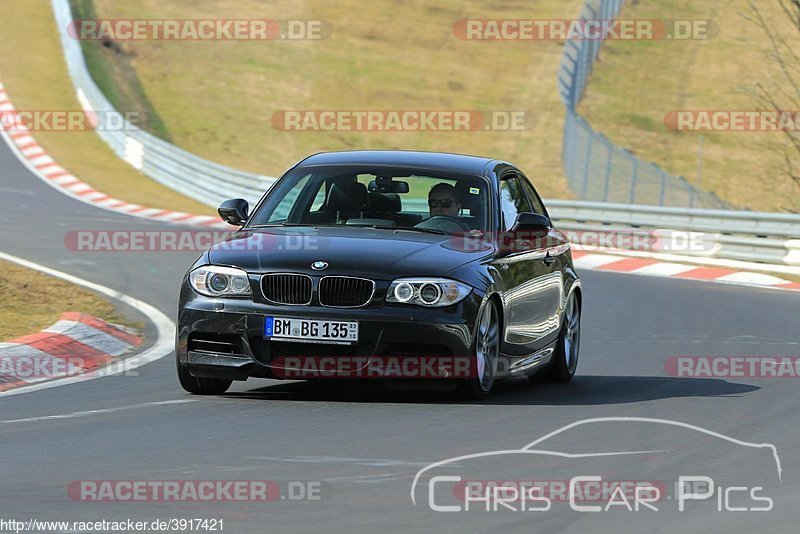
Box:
189 266 251 297
386 278 471 307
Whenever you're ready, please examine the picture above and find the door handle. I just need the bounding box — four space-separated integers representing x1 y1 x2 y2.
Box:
543 252 556 266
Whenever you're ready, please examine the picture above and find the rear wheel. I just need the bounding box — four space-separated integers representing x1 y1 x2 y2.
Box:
176 355 232 395
457 301 500 400
543 291 580 383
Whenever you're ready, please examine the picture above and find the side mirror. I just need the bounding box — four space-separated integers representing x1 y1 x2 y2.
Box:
511 212 551 233
218 198 249 226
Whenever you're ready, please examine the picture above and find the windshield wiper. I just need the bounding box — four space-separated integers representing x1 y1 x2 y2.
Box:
377 225 449 235
248 223 450 236
248 222 306 228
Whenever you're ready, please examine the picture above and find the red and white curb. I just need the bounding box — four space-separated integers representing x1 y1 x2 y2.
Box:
0 312 142 392
572 249 800 293
0 81 230 229
0 251 174 398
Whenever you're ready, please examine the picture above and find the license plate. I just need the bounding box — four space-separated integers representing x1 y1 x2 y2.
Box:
264 316 359 344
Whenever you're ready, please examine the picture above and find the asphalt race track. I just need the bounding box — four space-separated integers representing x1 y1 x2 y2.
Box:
1 137 799 533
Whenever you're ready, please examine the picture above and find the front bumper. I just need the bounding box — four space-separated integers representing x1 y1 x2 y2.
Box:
177 291 482 381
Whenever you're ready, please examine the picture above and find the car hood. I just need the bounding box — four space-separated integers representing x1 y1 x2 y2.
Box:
207 226 493 280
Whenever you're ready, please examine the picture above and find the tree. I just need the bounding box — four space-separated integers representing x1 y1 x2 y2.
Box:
743 0 800 211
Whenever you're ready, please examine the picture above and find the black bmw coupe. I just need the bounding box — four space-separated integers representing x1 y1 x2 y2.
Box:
177 151 581 399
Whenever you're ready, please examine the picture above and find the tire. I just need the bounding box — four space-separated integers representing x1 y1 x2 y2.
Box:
542 291 580 383
457 300 500 400
176 355 232 395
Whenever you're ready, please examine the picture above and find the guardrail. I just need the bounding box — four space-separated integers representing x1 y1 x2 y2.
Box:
558 0 730 209
362 199 800 268
51 0 274 208
547 200 800 267
50 0 799 269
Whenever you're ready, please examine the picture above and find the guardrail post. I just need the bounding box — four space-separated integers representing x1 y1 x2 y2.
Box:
657 165 667 206
575 45 583 108
563 42 580 109
576 39 586 101
628 156 638 204
563 110 574 179
582 134 594 199
585 5 597 64
602 138 613 202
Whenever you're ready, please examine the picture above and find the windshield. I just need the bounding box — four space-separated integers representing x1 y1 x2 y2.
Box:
248 165 491 235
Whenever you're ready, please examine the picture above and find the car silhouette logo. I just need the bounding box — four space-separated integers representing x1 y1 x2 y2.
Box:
311 261 328 270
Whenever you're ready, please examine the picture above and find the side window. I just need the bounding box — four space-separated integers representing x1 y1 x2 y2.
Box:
499 175 532 230
518 175 546 216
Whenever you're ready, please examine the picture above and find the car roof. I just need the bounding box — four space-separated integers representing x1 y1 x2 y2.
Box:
297 150 499 175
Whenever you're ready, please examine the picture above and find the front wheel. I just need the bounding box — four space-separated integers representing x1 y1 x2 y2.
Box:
176 355 232 395
457 300 500 400
542 291 580 383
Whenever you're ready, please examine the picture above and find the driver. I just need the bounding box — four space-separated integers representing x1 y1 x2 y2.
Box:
428 183 461 218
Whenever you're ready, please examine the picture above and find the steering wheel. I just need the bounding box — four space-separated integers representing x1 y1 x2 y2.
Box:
414 215 471 234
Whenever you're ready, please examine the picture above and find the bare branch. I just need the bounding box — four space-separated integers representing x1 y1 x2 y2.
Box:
742 0 800 206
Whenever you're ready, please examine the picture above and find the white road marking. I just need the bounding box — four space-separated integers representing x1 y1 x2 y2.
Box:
56 259 97 267
0 187 36 196
318 473 411 484
249 456 436 467
0 399 196 424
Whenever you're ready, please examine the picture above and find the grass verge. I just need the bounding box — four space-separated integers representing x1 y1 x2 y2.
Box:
0 260 141 340
0 1 215 216
68 0 585 198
